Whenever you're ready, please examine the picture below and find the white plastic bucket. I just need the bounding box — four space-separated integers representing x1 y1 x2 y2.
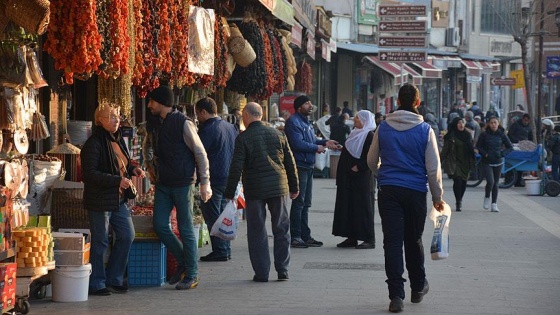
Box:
52 264 91 302
525 180 542 196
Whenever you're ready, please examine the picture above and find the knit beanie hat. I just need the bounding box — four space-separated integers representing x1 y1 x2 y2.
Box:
149 86 174 107
293 95 310 110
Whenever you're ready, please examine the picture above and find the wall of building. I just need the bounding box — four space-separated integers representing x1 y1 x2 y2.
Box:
336 54 354 109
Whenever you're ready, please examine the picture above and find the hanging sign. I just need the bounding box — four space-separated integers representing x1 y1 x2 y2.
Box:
306 30 315 59
291 21 303 48
321 39 331 62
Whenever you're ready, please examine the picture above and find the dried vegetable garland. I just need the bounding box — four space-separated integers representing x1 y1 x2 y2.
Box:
227 19 266 98
156 0 172 74
272 29 288 94
213 14 228 88
132 0 159 98
169 0 192 88
43 0 103 85
103 0 130 78
295 59 313 95
257 22 274 100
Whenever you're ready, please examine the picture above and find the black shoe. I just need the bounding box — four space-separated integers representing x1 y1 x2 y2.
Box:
89 288 112 296
168 266 186 285
305 238 323 247
411 279 429 303
107 285 129 294
290 239 308 248
355 241 375 249
336 239 357 248
200 252 228 262
277 271 289 281
514 183 525 187
252 275 268 282
456 201 462 212
389 297 404 313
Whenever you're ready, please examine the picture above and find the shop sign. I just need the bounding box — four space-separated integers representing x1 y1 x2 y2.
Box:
292 0 315 32
546 56 560 79
291 21 303 48
306 31 316 60
321 39 331 62
316 7 332 40
378 4 426 16
466 75 482 83
490 77 516 86
358 0 379 25
378 51 427 62
510 69 525 89
490 40 513 55
329 38 337 53
280 95 298 114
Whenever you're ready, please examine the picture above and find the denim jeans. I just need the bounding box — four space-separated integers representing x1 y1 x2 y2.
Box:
246 196 291 278
378 185 427 300
153 184 198 279
200 185 230 257
290 167 313 241
88 203 135 290
552 154 559 181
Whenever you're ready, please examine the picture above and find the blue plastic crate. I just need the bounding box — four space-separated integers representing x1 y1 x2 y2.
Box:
127 240 166 287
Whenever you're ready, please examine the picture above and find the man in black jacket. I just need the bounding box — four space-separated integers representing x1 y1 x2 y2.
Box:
507 113 534 186
225 102 299 282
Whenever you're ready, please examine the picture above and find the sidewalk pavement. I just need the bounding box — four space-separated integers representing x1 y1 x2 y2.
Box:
32 177 560 315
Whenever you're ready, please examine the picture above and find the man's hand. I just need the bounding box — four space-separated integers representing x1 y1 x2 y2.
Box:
433 200 446 212
317 145 326 153
325 140 339 150
289 191 299 199
199 184 212 203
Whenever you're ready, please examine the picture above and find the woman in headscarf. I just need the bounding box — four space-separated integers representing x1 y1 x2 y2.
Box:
81 103 145 295
332 110 377 249
440 117 475 212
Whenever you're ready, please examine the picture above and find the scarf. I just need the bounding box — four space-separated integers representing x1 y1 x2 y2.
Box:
345 110 376 159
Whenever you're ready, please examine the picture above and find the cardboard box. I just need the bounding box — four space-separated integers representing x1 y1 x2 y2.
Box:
52 230 91 251
53 248 90 266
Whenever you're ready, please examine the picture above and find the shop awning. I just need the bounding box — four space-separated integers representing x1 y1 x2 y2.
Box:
410 61 442 78
402 64 423 86
476 61 494 74
364 56 407 85
461 60 482 76
492 62 501 72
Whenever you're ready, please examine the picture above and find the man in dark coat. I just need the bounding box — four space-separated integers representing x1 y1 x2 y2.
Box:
225 102 299 282
326 107 351 145
507 113 533 186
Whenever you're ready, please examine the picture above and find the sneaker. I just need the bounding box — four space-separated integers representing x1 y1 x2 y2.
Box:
411 279 429 303
168 266 186 285
277 271 289 281
200 252 228 262
290 238 308 248
491 203 500 212
389 297 404 313
483 197 490 210
175 277 199 290
89 288 111 296
107 285 129 294
305 238 323 247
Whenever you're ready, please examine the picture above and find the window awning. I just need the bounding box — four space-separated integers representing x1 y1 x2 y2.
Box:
461 60 482 76
476 61 494 74
491 62 501 72
364 56 408 85
402 64 423 86
410 61 442 78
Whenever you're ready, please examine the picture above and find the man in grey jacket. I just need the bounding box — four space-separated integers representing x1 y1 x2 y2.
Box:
225 102 299 282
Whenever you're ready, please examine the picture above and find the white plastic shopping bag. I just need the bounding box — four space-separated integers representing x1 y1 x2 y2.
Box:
210 200 238 241
429 203 451 260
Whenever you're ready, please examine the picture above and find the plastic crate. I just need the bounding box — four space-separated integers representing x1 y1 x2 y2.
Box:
127 240 166 287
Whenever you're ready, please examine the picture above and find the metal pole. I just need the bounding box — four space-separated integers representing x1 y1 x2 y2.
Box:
536 0 544 144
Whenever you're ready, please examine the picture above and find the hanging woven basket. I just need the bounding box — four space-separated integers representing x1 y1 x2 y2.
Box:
227 25 256 68
4 0 50 35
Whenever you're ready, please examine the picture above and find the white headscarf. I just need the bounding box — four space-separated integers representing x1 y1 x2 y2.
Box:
345 110 376 159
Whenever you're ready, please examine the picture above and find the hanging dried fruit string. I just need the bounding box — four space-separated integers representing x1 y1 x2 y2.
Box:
96 0 111 73
272 29 288 94
295 59 313 95
44 0 103 84
169 0 185 87
213 13 228 88
257 21 274 100
156 0 172 74
105 0 130 78
132 0 158 97
178 0 195 87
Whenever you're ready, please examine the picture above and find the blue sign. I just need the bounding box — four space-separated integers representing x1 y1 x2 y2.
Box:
546 56 560 79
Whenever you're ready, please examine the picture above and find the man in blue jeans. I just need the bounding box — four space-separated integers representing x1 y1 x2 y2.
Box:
145 85 212 290
195 97 237 262
284 95 338 248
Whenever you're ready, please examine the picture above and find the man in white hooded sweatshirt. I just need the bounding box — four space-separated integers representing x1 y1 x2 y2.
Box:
367 84 445 313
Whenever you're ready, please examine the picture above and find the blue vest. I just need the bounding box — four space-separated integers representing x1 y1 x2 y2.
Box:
377 122 430 193
154 111 196 186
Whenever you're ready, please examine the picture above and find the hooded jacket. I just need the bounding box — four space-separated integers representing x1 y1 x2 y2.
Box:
367 110 443 202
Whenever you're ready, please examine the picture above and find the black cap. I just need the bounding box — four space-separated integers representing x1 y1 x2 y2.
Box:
294 95 310 110
149 86 174 107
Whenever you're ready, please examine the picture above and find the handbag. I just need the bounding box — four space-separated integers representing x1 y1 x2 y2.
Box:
116 152 137 200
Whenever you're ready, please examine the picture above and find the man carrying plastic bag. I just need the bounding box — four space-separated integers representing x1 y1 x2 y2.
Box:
224 102 299 282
